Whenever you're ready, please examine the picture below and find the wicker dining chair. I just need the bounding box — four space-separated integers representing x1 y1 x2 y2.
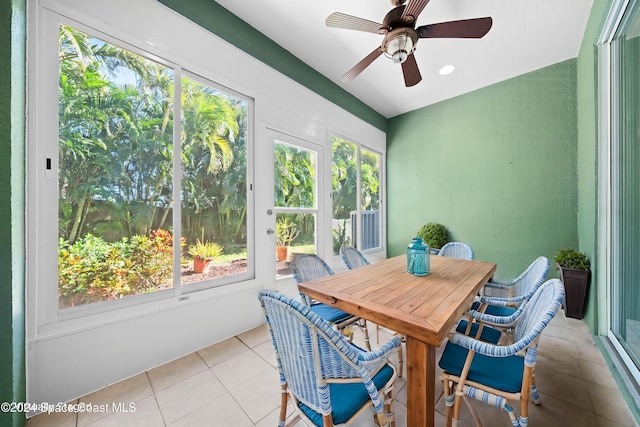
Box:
439 278 565 427
340 245 371 270
438 242 474 260
456 279 547 346
456 256 550 342
482 256 550 299
258 290 400 427
290 253 371 350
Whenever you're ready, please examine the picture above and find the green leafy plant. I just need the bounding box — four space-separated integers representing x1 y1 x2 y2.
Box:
416 223 449 249
58 230 176 307
554 249 590 271
188 239 224 260
276 217 300 246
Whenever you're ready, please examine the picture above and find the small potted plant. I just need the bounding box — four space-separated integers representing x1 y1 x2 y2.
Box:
188 239 223 273
554 248 591 319
276 217 300 261
417 223 449 254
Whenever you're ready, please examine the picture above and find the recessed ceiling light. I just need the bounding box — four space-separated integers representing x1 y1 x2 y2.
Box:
438 65 455 75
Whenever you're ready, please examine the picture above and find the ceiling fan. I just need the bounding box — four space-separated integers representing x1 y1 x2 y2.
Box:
326 0 493 87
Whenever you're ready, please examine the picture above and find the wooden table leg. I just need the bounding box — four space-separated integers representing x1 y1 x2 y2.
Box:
405 336 436 427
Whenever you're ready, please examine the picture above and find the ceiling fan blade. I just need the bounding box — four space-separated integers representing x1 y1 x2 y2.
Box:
401 54 422 87
417 17 493 39
326 12 386 34
341 48 383 82
401 0 430 23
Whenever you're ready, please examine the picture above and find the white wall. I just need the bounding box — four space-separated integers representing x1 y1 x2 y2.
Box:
27 0 385 408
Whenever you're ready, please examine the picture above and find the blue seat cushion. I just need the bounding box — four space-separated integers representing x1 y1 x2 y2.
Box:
455 320 502 344
298 364 395 426
438 341 524 393
310 303 353 323
471 301 517 317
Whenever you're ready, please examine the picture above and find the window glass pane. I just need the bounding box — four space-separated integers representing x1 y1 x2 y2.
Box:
331 136 381 254
361 148 381 251
331 137 358 255
275 213 315 276
58 25 174 308
180 76 249 286
274 142 316 209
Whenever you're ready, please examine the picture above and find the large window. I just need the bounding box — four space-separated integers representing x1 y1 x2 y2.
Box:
331 135 382 255
55 23 252 310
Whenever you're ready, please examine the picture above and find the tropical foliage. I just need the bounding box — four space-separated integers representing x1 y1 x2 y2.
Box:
58 26 246 247
273 143 315 244
332 138 380 218
58 230 176 307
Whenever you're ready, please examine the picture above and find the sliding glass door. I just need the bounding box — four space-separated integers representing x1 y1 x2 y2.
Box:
610 0 640 380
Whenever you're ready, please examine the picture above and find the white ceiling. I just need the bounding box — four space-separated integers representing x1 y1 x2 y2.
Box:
214 0 594 118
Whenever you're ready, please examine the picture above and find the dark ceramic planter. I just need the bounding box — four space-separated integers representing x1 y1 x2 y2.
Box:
557 264 591 319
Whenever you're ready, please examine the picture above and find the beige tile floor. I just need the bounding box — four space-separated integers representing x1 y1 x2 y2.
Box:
26 310 639 427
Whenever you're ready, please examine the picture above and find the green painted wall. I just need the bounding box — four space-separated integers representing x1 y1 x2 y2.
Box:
157 0 387 132
387 60 578 281
0 0 26 426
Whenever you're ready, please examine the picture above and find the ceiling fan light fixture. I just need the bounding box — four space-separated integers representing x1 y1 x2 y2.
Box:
391 49 408 64
383 30 416 64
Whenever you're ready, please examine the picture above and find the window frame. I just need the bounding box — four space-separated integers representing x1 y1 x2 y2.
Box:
29 8 256 328
177 69 256 295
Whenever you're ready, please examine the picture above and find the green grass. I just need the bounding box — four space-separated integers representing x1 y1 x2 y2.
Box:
216 252 246 263
214 243 315 264
289 244 315 255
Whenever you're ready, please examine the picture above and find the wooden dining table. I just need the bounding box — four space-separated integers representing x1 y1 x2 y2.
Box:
297 254 496 427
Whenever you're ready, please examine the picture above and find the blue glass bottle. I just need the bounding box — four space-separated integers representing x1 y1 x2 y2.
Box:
407 238 418 273
407 237 429 276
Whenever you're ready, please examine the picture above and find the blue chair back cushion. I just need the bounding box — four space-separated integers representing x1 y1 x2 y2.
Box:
297 364 394 426
310 303 354 323
438 341 524 393
470 301 517 317
455 320 502 344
